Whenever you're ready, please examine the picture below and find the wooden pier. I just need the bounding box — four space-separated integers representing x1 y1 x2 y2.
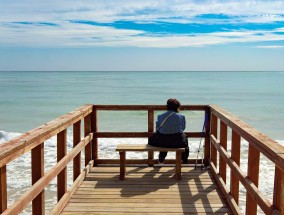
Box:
0 104 284 215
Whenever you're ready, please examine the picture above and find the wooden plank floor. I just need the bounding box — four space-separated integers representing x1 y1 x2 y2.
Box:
60 165 233 215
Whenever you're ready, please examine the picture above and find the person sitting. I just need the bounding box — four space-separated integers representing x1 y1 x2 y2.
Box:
148 98 189 164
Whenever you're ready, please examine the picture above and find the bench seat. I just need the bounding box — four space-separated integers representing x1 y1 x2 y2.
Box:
116 144 185 180
116 144 186 152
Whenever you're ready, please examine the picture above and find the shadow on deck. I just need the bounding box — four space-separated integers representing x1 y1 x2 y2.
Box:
60 165 233 215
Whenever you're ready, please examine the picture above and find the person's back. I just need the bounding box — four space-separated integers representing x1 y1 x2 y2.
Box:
149 98 189 164
156 110 185 134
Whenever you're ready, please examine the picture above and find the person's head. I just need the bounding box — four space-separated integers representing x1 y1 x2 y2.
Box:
167 98 181 112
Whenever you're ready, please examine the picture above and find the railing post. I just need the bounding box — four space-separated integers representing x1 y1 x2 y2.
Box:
91 106 98 165
119 152 126 180
73 120 81 181
246 143 260 215
204 108 211 166
230 130 241 205
57 129 67 201
219 121 227 183
148 109 154 166
273 166 284 213
210 113 218 167
84 114 92 166
31 143 45 215
0 165 7 213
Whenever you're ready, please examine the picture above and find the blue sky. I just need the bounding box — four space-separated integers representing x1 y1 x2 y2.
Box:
0 0 284 71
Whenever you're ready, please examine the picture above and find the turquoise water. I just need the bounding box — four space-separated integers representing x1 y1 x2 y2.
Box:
0 71 284 140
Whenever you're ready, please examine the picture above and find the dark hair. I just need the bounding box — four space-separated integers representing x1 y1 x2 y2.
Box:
167 98 181 112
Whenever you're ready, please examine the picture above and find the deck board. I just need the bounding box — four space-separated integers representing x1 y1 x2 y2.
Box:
60 166 233 215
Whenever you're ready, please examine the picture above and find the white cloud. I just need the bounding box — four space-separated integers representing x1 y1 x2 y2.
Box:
0 21 144 47
256 45 284 49
0 0 284 48
1 21 284 48
276 27 284 32
1 0 284 23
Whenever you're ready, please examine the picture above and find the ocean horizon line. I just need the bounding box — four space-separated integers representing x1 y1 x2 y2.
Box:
1 70 284 72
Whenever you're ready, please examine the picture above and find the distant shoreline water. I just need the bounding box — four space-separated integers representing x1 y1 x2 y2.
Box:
1 71 284 139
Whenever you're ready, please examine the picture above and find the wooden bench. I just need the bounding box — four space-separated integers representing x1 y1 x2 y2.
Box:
115 144 185 180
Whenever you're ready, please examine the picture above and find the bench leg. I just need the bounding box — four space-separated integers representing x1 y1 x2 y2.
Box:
119 151 126 180
176 151 182 180
148 151 154 167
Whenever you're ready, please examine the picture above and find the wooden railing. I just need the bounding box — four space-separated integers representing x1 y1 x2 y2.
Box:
209 105 284 215
0 104 94 215
0 104 209 215
92 105 210 166
1 104 283 215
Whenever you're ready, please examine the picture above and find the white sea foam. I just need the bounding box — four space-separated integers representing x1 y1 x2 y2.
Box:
0 130 22 144
276 139 284 146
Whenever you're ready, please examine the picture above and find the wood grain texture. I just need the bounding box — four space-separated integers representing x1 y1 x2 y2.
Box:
1 134 93 215
209 161 241 215
2 104 284 215
91 107 98 164
0 165 7 213
0 104 93 168
116 144 185 180
246 143 260 215
210 113 218 167
273 166 284 214
116 144 185 152
210 135 273 215
210 105 284 172
60 166 233 215
93 105 208 111
230 130 241 205
148 110 154 166
219 121 227 183
84 114 92 166
31 143 44 215
50 160 94 215
57 129 67 201
73 121 81 181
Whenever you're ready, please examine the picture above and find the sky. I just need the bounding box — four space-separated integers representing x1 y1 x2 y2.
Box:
0 0 284 71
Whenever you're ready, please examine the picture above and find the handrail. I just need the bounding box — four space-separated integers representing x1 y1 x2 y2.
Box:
2 134 93 215
94 131 202 138
210 105 284 171
91 104 211 166
0 104 209 215
0 104 93 168
2 104 282 215
0 104 94 214
209 105 284 215
93 104 208 111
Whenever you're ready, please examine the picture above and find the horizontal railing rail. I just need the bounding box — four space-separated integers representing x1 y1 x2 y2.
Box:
2 134 93 215
94 131 203 138
0 104 94 215
209 105 284 215
91 104 211 167
0 104 93 168
93 104 208 111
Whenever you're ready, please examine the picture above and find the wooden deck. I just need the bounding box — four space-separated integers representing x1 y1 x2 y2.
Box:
60 165 233 215
2 104 283 214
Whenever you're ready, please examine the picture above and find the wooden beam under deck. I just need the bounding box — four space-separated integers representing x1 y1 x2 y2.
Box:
59 166 233 215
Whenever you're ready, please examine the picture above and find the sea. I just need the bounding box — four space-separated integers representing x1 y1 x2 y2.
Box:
0 71 284 214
